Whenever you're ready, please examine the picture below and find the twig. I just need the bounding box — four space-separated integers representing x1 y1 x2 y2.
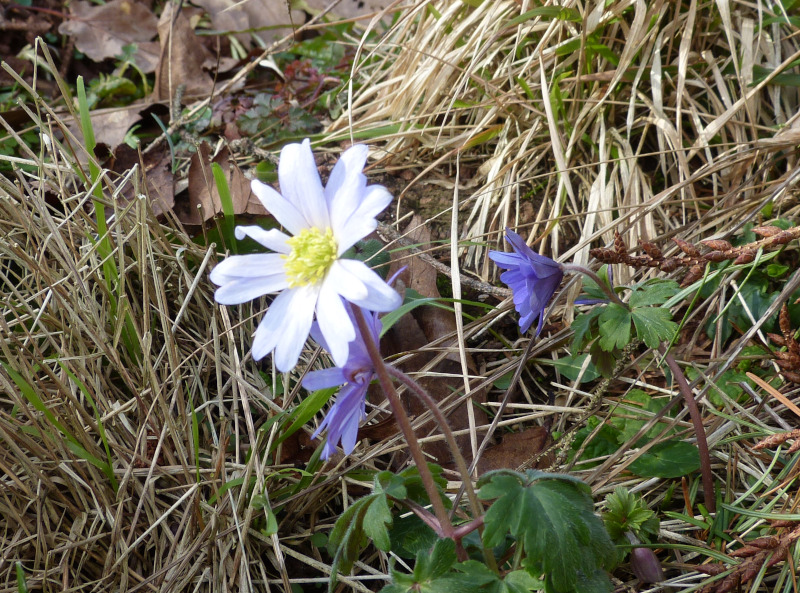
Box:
376 222 511 298
660 346 716 513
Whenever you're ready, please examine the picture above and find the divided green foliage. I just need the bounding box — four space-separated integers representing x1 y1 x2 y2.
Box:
478 470 616 593
328 466 447 591
571 279 680 377
383 544 545 593
602 487 660 552
571 390 700 478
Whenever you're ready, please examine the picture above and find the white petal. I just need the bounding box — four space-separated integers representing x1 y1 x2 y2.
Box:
273 284 318 371
251 179 307 235
279 139 329 229
209 254 286 285
329 260 402 312
234 226 291 253
326 144 368 231
349 184 393 221
251 289 296 361
315 284 354 366
214 276 288 304
334 185 393 254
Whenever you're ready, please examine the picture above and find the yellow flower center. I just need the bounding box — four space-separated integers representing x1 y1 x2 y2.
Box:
283 227 338 287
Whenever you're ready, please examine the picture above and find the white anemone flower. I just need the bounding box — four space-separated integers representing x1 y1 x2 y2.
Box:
209 139 401 372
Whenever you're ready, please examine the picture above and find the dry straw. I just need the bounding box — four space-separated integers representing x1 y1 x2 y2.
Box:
2 0 800 591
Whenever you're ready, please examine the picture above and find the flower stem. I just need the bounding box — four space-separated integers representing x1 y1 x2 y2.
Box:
384 367 482 516
659 346 716 513
565 263 716 511
562 263 627 308
385 366 499 571
351 307 455 539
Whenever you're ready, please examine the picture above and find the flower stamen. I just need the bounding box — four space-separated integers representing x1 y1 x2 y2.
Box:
283 227 338 287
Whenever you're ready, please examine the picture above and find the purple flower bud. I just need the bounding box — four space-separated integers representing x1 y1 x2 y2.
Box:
488 228 564 335
630 547 664 583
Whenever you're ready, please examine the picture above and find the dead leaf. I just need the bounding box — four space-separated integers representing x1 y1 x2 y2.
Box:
193 0 304 49
303 0 395 19
476 426 552 473
66 106 143 151
179 143 265 225
383 216 488 467
154 3 214 102
109 143 174 217
58 0 160 72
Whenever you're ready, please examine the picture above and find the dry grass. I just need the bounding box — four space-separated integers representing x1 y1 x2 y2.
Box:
2 0 800 592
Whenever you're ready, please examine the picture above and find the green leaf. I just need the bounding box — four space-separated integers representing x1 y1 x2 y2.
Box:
571 416 621 465
573 568 614 593
545 354 600 383
503 570 544 593
589 341 618 378
328 492 390 582
602 487 660 547
389 513 438 558
384 540 468 593
364 494 393 551
376 471 409 500
506 6 581 27
629 280 680 307
413 538 458 582
766 263 790 278
627 441 701 478
274 387 336 449
16 563 28 593
571 308 603 350
598 304 631 351
478 472 615 592
630 307 678 348
609 390 672 445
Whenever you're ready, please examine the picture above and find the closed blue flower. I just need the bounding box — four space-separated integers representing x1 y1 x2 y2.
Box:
302 304 381 459
488 228 563 335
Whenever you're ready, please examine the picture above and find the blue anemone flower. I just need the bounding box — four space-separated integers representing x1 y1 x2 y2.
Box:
302 304 381 459
488 228 564 335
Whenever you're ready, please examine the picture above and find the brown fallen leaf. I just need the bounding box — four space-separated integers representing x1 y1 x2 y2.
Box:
476 426 552 473
153 2 214 102
304 0 396 19
109 143 174 217
178 143 266 226
193 0 304 49
66 106 143 153
383 216 488 468
58 0 160 72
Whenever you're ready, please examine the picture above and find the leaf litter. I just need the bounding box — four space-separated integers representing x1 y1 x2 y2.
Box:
3 0 800 592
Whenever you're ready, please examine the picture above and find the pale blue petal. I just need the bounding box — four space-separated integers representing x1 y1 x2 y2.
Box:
303 367 347 390
273 284 318 371
251 179 307 235
334 185 392 254
234 226 291 253
315 284 354 366
488 250 525 268
279 139 329 229
214 276 288 305
251 289 297 361
312 382 369 458
326 144 368 233
209 253 286 284
329 260 402 312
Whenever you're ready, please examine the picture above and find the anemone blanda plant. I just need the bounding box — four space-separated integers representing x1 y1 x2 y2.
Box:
488 228 563 335
303 304 380 459
209 139 401 372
